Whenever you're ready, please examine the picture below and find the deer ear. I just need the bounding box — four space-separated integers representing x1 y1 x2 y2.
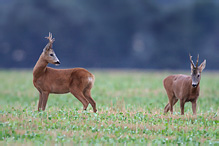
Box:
191 63 193 69
190 62 194 71
43 47 47 52
43 44 52 52
43 47 49 52
199 60 206 71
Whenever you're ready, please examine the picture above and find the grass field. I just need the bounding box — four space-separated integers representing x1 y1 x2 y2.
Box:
0 70 218 145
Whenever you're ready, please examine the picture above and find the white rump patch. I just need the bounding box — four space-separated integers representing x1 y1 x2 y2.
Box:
88 77 93 82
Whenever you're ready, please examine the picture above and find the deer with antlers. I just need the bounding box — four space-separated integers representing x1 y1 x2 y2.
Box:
33 32 97 112
163 54 206 115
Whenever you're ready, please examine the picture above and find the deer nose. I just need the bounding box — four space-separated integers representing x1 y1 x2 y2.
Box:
192 84 197 87
55 61 60 65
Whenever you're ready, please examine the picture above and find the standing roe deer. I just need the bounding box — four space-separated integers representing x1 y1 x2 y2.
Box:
163 54 206 115
33 32 97 112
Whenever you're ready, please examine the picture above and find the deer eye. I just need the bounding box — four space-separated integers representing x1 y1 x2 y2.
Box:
50 54 54 57
197 74 200 78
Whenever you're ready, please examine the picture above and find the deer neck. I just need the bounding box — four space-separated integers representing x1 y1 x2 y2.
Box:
33 53 48 80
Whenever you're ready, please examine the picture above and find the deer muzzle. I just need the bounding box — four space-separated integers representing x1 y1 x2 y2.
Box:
192 83 198 88
55 61 60 66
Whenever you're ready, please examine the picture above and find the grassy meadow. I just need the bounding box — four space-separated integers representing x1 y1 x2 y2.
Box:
0 70 218 145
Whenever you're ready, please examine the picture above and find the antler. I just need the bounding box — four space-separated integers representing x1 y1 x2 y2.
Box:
45 32 55 43
195 54 199 68
43 32 55 51
189 53 195 68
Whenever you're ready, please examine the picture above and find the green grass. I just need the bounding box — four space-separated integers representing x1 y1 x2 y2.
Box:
0 70 218 145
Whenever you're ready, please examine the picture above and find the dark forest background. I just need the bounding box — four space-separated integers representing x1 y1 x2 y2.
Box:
0 0 219 69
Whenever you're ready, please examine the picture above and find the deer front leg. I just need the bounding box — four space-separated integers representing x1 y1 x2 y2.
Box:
41 91 49 111
38 92 43 111
180 99 185 115
192 101 197 115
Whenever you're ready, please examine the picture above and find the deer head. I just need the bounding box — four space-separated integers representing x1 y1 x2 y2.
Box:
189 54 206 87
43 32 60 65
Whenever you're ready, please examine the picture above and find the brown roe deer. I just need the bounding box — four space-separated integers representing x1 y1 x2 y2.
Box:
33 32 97 112
163 54 206 115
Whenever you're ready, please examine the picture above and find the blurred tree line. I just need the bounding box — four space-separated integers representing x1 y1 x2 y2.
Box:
0 0 219 69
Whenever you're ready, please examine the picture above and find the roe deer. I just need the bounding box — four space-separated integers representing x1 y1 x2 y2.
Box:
163 54 206 115
33 32 97 112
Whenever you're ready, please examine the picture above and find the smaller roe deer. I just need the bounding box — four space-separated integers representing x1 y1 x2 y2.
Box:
163 54 206 115
33 32 97 112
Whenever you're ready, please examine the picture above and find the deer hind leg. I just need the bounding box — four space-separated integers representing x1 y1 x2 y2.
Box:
83 87 97 113
164 90 176 114
70 88 89 111
164 97 178 114
164 103 170 114
41 91 49 111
